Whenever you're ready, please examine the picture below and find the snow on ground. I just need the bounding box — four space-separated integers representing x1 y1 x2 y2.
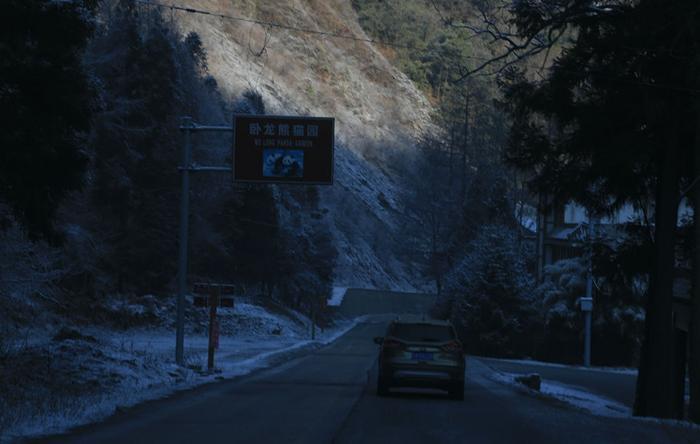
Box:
489 364 700 430
488 357 638 375
328 287 348 307
0 301 363 442
490 371 631 418
539 380 631 418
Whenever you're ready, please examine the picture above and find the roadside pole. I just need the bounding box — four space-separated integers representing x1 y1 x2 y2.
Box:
176 117 193 366
583 298 592 367
311 303 316 340
208 286 220 371
585 260 593 367
582 217 596 367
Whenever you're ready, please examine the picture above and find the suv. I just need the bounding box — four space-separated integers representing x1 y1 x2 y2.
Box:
374 318 465 400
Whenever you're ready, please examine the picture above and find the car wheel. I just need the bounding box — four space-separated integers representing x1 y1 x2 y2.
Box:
449 381 464 401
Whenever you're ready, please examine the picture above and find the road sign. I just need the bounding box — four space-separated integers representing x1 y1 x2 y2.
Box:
193 283 236 309
193 295 234 308
579 296 593 312
233 114 334 184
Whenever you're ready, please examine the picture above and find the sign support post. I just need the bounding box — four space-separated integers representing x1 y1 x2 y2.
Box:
175 117 193 366
208 285 221 371
175 120 232 366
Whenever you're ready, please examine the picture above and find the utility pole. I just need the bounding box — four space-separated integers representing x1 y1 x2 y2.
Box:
175 117 193 365
581 215 596 367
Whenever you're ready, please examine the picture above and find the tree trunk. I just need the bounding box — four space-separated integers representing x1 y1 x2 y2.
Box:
689 107 700 424
448 124 455 187
460 94 470 207
431 213 441 296
634 124 681 418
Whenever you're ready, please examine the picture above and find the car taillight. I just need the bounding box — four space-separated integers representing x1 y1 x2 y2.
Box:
441 341 462 353
383 338 403 349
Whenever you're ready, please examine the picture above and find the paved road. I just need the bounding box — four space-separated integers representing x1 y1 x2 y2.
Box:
477 357 637 408
41 319 699 444
334 289 435 317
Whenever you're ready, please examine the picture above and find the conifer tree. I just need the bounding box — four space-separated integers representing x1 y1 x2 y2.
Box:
0 0 95 240
498 0 699 418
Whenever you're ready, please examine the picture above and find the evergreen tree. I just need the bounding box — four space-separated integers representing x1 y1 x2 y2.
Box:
231 185 280 293
498 0 699 418
85 2 213 294
443 224 535 357
276 186 337 313
0 0 95 240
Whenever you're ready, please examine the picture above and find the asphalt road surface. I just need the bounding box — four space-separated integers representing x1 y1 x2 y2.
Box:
41 319 700 444
477 357 637 408
333 289 435 317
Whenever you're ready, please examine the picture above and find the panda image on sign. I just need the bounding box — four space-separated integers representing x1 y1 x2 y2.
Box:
262 148 304 178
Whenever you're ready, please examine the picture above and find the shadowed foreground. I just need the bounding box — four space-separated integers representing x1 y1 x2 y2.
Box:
40 316 699 444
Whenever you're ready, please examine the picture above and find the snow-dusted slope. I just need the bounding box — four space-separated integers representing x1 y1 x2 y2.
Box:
170 0 433 290
0 299 359 440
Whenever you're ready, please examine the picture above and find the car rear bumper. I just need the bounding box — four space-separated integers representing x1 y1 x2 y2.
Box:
382 363 464 388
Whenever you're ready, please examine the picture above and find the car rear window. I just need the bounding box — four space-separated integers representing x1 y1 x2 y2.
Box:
389 323 454 342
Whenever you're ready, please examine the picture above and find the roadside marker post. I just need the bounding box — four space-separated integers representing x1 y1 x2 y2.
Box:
192 283 236 371
581 217 598 368
207 285 220 371
580 296 593 367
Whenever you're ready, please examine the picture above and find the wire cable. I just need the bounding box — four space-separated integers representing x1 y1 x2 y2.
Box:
135 0 700 94
135 0 412 49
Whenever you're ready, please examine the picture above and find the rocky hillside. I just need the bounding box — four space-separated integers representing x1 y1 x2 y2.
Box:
169 0 435 289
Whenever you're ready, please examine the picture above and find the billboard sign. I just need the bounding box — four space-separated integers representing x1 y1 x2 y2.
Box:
233 115 334 184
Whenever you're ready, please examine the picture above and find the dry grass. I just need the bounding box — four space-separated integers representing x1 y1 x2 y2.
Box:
170 0 433 146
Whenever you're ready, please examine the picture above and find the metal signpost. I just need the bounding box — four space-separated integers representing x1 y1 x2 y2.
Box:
176 117 233 366
175 115 334 367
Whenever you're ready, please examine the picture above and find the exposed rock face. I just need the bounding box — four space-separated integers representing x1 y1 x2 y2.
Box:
173 0 432 142
173 1 435 290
